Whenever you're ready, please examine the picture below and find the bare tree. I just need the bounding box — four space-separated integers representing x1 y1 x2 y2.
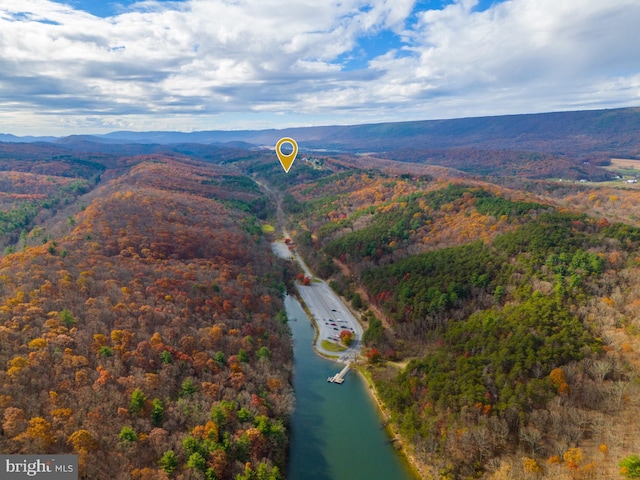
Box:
607 381 629 412
519 425 543 455
471 425 493 461
587 358 613 383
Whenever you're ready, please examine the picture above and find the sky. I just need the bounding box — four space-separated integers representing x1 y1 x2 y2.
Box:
0 0 639 136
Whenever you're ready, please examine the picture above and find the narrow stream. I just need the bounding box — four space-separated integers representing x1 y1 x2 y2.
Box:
284 294 418 480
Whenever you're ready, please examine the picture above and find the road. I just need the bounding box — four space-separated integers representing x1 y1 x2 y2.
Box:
271 235 362 362
259 174 363 362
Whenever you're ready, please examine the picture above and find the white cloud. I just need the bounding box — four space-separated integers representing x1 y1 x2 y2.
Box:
356 0 640 119
0 0 638 135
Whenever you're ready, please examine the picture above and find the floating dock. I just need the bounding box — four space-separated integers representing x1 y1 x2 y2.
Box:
327 363 351 384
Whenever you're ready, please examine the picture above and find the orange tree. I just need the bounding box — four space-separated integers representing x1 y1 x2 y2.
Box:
339 330 353 346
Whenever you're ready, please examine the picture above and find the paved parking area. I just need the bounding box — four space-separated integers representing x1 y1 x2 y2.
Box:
271 237 362 362
297 280 363 362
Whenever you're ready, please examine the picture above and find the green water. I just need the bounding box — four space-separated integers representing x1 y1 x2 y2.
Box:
285 295 418 480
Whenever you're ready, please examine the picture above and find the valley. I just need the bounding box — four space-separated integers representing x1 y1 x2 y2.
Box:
1 108 640 479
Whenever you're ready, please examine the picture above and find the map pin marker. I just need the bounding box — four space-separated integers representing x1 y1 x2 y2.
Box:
276 137 298 173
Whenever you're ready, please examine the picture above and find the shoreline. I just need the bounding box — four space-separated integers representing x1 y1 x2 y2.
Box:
273 236 425 479
355 364 432 480
291 283 426 480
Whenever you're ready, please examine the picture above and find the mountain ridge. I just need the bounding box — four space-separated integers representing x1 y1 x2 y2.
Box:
1 106 639 157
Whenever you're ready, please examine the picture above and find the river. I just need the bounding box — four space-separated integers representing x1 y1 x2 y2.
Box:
284 294 418 480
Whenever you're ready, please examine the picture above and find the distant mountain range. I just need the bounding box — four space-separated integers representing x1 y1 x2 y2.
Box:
1 106 639 180
0 133 58 143
1 106 638 155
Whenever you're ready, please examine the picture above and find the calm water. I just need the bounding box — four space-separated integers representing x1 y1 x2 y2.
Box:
285 294 418 480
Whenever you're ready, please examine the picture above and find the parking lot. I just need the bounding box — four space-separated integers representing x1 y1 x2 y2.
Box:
297 280 363 361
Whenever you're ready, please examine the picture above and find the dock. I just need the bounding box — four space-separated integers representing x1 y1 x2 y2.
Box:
327 363 351 384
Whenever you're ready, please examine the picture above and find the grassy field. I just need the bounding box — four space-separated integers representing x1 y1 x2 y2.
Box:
610 158 640 169
599 158 640 187
321 340 346 352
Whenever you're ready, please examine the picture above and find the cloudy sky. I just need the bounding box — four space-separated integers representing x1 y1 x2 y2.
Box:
0 0 639 136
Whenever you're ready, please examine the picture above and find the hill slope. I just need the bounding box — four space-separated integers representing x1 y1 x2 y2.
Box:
66 106 640 158
2 123 640 479
0 155 293 479
5 106 639 182
278 164 640 479
2 106 639 154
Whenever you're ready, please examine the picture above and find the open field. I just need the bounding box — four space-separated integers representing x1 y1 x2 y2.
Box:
610 158 640 169
598 158 640 187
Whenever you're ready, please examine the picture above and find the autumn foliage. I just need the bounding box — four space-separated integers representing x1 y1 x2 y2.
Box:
281 165 640 479
0 157 293 478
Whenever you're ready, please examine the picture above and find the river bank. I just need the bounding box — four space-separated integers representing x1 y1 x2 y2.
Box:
272 237 423 479
356 365 433 480
294 283 427 478
284 294 418 480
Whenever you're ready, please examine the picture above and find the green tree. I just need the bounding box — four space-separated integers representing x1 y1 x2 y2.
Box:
129 388 146 415
237 407 252 423
363 317 383 346
620 455 640 478
180 378 197 398
351 292 363 310
182 435 207 457
187 452 207 472
254 415 271 435
151 398 163 427
211 404 227 427
275 311 288 324
158 450 178 474
119 426 137 443
214 351 226 365
98 346 113 357
256 347 271 360
60 309 76 328
206 468 218 480
160 350 172 364
236 462 283 480
238 349 249 363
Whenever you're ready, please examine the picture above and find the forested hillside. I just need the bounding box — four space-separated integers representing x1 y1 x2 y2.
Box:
0 146 106 249
0 155 294 479
3 137 640 480
8 106 640 183
281 165 640 479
